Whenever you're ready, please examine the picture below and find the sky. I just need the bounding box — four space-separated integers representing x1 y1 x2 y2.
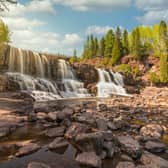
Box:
1 0 168 56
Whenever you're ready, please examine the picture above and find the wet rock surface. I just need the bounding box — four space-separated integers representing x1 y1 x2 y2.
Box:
0 88 167 168
27 162 51 168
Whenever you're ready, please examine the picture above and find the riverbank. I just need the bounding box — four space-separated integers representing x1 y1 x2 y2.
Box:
0 87 167 168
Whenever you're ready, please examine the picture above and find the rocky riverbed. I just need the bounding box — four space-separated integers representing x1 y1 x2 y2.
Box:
0 87 167 168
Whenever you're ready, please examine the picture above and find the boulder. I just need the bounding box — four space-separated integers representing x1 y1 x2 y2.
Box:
64 122 88 139
116 162 135 168
57 107 74 121
27 162 51 168
15 143 40 157
140 151 168 168
96 119 108 131
117 135 142 159
48 137 69 150
140 124 164 139
75 132 103 154
45 126 66 138
47 112 57 121
75 152 102 168
103 141 115 158
145 141 166 153
36 112 48 120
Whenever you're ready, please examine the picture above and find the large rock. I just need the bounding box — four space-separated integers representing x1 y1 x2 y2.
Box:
140 124 164 139
75 132 103 155
96 118 108 131
145 141 166 153
116 162 135 168
57 107 74 121
75 152 102 168
117 135 142 159
15 143 40 157
48 137 69 150
140 151 168 168
73 63 98 87
27 162 51 168
45 126 66 138
103 141 115 158
64 122 88 139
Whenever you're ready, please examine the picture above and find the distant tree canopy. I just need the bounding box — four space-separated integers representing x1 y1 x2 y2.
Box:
0 0 17 11
77 20 168 84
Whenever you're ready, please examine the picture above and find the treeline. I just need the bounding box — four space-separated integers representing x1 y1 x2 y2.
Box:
71 20 168 84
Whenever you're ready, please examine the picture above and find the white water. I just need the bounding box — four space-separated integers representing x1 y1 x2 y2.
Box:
7 47 90 100
58 59 90 98
96 69 127 97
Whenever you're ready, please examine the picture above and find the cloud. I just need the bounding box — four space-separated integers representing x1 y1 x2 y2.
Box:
63 33 82 45
86 25 113 35
136 10 168 24
52 0 133 11
135 0 168 24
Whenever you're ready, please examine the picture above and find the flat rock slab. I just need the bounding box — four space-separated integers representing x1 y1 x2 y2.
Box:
15 143 41 157
117 135 142 159
27 162 51 168
48 137 69 150
45 126 66 138
116 161 135 168
140 151 168 168
76 152 102 168
145 141 166 153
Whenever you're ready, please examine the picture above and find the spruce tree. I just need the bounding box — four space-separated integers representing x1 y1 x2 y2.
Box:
104 29 114 57
99 37 105 57
131 27 142 59
122 29 129 56
111 27 121 65
93 37 99 57
159 20 168 83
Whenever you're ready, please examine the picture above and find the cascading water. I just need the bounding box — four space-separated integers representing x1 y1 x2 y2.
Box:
96 68 127 97
58 59 90 98
6 46 90 101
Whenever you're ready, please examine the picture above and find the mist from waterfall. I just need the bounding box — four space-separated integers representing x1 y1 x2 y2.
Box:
96 68 127 97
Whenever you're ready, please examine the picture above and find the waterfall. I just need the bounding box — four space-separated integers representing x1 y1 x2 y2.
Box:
58 59 90 98
96 69 127 97
6 46 90 100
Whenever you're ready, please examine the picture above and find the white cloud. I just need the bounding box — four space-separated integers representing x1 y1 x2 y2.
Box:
63 33 82 45
135 0 168 24
52 0 133 11
136 10 168 24
135 0 168 11
86 25 113 35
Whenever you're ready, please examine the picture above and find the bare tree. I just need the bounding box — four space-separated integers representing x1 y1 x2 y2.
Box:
0 0 17 11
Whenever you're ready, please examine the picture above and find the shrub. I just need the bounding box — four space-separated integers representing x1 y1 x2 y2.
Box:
149 72 160 84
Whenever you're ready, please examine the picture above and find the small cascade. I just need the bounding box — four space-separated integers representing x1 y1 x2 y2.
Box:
96 69 127 97
58 59 90 98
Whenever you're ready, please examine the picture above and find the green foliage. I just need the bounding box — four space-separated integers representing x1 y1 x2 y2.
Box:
115 64 132 74
98 37 105 57
130 27 142 59
104 29 114 57
0 19 10 43
132 65 140 77
159 54 168 83
111 27 122 65
70 49 78 64
149 72 160 84
122 29 129 56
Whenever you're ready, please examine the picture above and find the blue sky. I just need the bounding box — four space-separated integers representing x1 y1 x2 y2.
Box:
1 0 168 56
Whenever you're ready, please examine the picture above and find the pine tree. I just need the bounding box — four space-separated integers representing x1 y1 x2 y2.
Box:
131 27 142 59
159 20 168 83
93 37 99 57
82 36 90 59
122 29 129 56
104 29 114 57
111 27 122 65
70 49 78 63
99 37 105 57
